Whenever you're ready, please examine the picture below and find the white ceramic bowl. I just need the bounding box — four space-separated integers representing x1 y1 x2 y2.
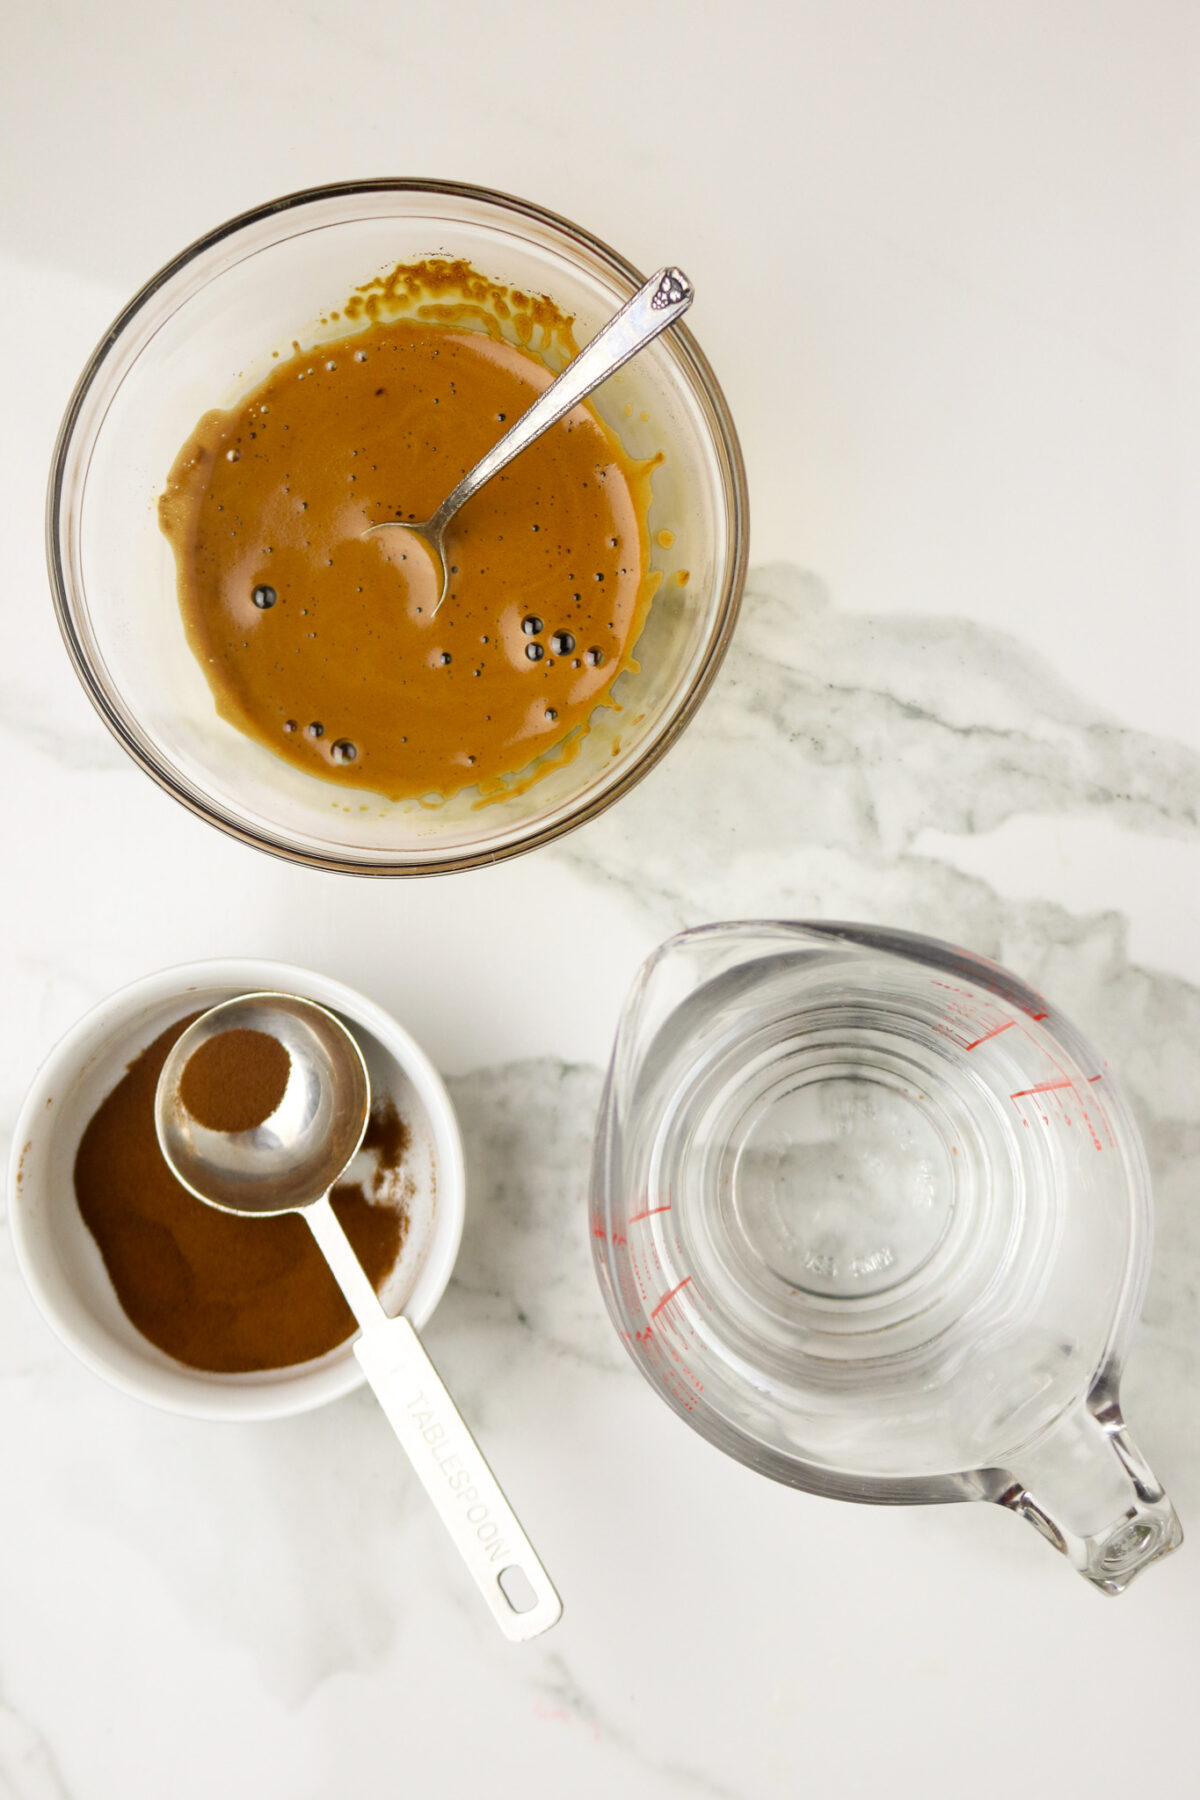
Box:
8 959 465 1420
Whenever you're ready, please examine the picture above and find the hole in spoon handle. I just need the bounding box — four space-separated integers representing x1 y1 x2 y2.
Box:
354 1316 563 1641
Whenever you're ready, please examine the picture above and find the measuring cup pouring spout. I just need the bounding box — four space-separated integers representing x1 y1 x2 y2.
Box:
591 920 1183 1593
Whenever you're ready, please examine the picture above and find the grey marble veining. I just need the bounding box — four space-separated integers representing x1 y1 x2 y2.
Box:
4 563 1200 1795
562 562 1200 912
7 7 1198 1794
0 1701 71 1800
0 681 128 775
532 1652 750 1800
556 560 1200 1502
440 1061 617 1381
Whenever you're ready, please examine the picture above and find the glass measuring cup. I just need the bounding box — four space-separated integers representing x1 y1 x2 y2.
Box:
591 921 1182 1592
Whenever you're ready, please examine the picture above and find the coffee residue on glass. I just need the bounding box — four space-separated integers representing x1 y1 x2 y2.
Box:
73 1016 411 1372
158 258 663 804
178 1026 290 1133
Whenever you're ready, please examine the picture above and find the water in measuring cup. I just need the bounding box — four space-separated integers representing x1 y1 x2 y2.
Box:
624 940 1130 1483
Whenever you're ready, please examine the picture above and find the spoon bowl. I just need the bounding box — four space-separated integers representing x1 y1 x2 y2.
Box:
157 993 369 1216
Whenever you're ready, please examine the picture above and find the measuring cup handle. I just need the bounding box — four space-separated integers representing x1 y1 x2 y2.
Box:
354 1316 562 1641
996 1383 1183 1594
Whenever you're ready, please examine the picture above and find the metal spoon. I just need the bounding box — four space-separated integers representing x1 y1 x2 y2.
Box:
366 265 693 612
155 992 562 1642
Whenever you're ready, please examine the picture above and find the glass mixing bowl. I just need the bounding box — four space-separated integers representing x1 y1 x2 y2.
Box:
48 180 747 874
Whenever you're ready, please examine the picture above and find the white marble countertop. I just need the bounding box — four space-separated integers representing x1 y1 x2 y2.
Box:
3 4 1199 1795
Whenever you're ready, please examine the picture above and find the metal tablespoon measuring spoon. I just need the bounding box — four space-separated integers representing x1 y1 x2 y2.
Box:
155 992 562 1642
366 265 694 612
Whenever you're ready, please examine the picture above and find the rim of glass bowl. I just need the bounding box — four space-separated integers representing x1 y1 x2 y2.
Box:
47 177 749 876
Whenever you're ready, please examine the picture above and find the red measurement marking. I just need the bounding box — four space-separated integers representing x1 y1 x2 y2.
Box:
1029 1011 1048 1021
650 1276 693 1320
1088 1074 1102 1083
1011 1078 1073 1098
965 1019 1015 1051
592 1224 607 1240
629 1204 673 1223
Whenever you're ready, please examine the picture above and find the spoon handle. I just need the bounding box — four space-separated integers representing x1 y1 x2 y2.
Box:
304 1195 561 1641
355 1317 563 1641
305 1194 389 1329
429 266 693 535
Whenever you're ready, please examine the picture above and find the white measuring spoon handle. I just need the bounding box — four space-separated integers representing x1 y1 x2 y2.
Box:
303 1196 561 1641
429 266 693 536
354 1317 563 1641
304 1193 389 1329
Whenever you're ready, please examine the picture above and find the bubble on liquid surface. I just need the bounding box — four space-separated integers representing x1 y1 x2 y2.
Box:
526 642 545 663
331 739 358 764
522 615 543 636
306 721 325 740
584 646 605 667
251 584 277 609
550 630 575 656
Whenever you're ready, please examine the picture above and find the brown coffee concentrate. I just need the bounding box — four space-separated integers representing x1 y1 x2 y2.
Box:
158 306 660 803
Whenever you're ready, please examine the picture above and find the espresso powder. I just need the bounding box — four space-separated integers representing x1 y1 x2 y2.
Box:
178 1027 291 1133
74 1016 409 1372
